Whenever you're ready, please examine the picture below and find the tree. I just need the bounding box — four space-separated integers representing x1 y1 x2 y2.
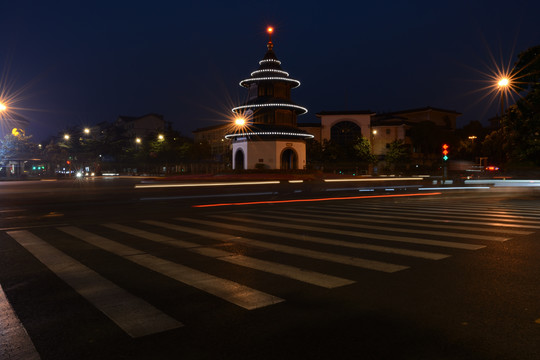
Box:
385 139 412 172
455 121 489 161
484 45 540 167
305 139 323 169
352 136 377 165
0 133 38 159
513 45 540 93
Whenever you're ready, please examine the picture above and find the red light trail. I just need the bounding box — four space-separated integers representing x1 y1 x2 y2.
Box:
193 192 442 208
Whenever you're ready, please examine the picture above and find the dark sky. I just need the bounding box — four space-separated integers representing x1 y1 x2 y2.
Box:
1 0 539 142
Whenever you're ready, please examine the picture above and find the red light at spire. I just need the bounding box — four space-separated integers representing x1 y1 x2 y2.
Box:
266 26 274 49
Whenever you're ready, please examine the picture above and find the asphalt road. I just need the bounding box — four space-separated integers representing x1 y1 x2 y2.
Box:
1 177 539 359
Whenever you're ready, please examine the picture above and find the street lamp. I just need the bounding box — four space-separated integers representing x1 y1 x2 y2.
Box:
84 128 90 134
498 77 510 117
371 129 377 151
135 137 142 144
0 103 6 112
235 117 246 126
158 134 164 141
64 134 70 140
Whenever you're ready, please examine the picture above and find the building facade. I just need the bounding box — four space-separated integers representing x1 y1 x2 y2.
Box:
298 107 461 171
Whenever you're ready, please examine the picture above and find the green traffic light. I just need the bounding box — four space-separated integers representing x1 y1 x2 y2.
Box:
443 155 449 161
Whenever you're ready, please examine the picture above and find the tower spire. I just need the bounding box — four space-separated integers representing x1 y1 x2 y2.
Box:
267 26 274 50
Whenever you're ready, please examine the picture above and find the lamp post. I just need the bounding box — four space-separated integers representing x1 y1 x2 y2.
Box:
498 77 509 117
370 129 377 175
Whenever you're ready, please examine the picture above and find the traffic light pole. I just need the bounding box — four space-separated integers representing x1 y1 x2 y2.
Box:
443 163 447 184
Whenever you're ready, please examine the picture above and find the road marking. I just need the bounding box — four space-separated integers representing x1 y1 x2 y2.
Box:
135 181 280 189
334 203 540 227
0 283 41 360
296 208 534 235
325 204 540 229
411 203 540 217
397 202 540 219
140 192 276 201
6 230 183 338
0 224 69 231
58 226 283 310
205 216 453 259
246 213 511 242
103 223 354 288
145 220 409 273
207 216 484 251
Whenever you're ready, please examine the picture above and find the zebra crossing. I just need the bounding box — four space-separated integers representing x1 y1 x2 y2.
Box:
2 197 539 350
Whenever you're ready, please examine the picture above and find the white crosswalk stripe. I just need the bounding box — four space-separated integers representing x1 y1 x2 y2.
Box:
58 226 283 310
0 283 41 360
296 207 535 234
214 213 509 242
103 223 354 288
381 201 540 217
145 219 409 273
337 200 540 220
205 216 485 250
324 203 540 228
197 216 457 258
6 230 183 338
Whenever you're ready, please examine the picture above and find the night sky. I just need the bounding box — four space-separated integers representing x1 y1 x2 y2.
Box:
1 0 539 142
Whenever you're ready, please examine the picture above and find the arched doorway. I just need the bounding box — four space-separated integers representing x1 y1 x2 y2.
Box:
281 148 297 170
234 149 245 170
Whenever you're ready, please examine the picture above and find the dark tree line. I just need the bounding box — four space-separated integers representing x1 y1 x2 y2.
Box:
1 126 212 176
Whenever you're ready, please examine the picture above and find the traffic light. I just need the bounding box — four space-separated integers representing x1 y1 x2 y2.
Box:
442 144 449 161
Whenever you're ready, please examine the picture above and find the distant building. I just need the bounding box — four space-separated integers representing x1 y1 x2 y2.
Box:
372 106 460 155
298 107 461 170
115 113 167 139
192 123 231 165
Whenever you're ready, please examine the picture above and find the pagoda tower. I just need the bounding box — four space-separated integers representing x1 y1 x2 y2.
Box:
226 27 313 170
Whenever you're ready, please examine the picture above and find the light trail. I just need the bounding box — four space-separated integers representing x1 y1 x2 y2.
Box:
192 192 442 208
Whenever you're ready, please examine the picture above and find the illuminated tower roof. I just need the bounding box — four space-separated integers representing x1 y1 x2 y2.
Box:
227 27 312 171
231 27 309 130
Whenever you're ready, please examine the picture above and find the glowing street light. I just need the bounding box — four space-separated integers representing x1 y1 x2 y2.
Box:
84 127 90 134
158 134 164 141
135 137 142 144
498 78 509 87
0 103 6 112
497 76 510 117
235 117 246 126
64 134 70 140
